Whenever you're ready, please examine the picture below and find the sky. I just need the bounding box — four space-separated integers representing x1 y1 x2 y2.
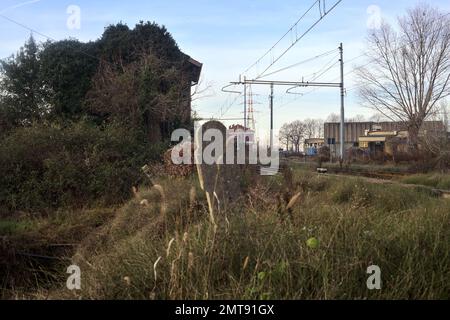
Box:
1 0 449 144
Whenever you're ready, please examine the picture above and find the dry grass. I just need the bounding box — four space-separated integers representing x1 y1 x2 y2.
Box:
2 173 449 300
400 173 450 190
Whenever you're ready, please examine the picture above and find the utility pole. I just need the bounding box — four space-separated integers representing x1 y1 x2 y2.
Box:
230 43 345 153
230 78 342 153
243 77 247 129
270 83 274 151
339 43 345 163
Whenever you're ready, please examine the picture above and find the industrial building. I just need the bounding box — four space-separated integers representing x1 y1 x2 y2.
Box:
304 138 325 156
324 121 446 157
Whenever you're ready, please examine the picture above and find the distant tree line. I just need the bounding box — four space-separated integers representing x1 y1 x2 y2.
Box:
279 114 375 152
279 119 324 152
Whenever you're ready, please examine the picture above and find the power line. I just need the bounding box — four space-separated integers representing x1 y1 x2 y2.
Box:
217 49 340 119
279 55 341 107
216 0 343 120
0 12 188 69
241 0 343 79
309 56 340 81
281 11 450 106
278 13 450 109
242 0 320 75
299 52 339 80
337 12 450 80
257 48 338 79
0 12 56 42
0 13 111 66
214 92 244 119
256 0 343 79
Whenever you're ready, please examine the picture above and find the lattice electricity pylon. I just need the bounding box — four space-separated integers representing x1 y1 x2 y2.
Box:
246 84 259 131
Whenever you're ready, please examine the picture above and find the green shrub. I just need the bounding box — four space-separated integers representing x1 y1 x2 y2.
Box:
0 219 34 235
0 121 166 213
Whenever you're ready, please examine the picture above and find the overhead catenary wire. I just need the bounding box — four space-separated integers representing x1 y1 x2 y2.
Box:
214 92 244 120
286 60 340 95
307 54 340 83
256 0 343 79
280 53 371 108
281 51 341 101
240 0 343 80
278 11 450 110
334 12 450 80
242 0 322 76
216 0 343 120
257 48 338 79
217 49 340 119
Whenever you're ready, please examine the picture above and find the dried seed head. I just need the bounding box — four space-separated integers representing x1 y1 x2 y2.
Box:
153 256 162 282
286 192 302 211
189 186 197 206
188 252 194 270
242 256 250 271
132 186 139 198
166 238 175 257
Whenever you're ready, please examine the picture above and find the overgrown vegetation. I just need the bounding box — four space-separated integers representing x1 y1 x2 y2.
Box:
401 173 450 190
2 173 448 300
0 121 166 213
0 21 192 214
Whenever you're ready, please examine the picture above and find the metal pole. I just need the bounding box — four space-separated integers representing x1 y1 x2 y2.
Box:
270 83 274 151
339 43 345 162
243 78 247 129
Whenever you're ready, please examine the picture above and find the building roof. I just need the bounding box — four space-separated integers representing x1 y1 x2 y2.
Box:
304 138 325 144
359 136 387 143
324 121 445 143
183 55 203 85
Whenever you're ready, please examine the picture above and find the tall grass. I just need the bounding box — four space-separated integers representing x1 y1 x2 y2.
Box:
401 173 450 190
56 173 450 300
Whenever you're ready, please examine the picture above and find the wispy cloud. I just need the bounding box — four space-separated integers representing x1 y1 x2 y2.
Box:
0 0 42 14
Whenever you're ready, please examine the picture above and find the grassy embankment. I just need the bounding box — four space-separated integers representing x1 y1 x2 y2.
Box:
400 173 450 190
1 170 449 299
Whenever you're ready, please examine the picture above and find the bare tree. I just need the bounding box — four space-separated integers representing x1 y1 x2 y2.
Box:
356 4 450 150
347 114 366 122
315 119 324 138
191 75 214 104
326 113 340 123
289 120 306 152
279 123 292 151
369 113 389 122
304 119 316 139
439 99 449 133
303 118 325 138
